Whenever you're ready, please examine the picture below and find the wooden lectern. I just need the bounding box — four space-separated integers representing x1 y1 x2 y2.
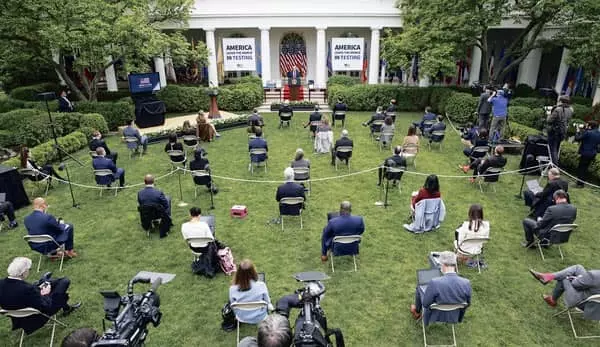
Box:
206 89 221 119
288 76 301 101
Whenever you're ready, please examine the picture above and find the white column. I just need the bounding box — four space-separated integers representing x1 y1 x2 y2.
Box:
418 77 430 87
153 57 167 88
516 48 542 88
315 26 327 89
105 56 118 92
204 28 219 87
379 60 386 84
52 49 66 86
554 48 569 95
368 26 382 85
594 76 600 106
260 27 271 86
468 46 482 85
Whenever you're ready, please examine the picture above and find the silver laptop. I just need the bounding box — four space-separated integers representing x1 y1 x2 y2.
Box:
526 180 543 195
417 268 442 293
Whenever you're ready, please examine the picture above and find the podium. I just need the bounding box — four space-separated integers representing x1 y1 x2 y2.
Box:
288 77 301 101
206 89 221 119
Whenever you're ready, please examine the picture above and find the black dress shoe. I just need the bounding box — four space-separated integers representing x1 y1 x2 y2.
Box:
63 302 82 316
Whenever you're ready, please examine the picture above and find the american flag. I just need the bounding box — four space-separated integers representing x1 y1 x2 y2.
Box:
280 41 307 77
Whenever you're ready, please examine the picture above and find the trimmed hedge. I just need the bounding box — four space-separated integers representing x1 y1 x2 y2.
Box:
9 82 61 101
97 90 132 102
510 97 546 109
218 81 263 111
445 93 478 124
157 85 210 113
0 98 59 113
327 85 437 112
3 131 87 168
327 75 360 87
75 101 134 130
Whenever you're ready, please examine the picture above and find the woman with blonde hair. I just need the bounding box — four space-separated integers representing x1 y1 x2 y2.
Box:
314 117 333 154
229 259 272 324
196 110 220 142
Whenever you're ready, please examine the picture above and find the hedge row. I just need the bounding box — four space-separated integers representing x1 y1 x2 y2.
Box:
75 101 134 130
0 110 108 147
2 131 88 168
9 82 61 101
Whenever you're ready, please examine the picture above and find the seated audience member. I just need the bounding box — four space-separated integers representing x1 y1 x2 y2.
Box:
529 265 600 309
462 128 489 159
524 167 569 218
89 130 118 164
460 122 480 148
0 200 19 229
181 206 214 253
122 119 148 153
278 101 294 128
189 148 216 192
314 118 333 154
24 198 77 258
379 116 395 145
521 189 576 249
164 133 186 165
20 146 64 182
229 259 272 324
411 174 441 209
290 148 310 181
238 313 292 347
0 257 81 336
61 328 99 347
410 252 471 325
362 106 386 133
93 147 125 188
331 129 353 165
462 145 507 182
385 99 397 119
247 109 264 135
276 168 305 214
321 201 365 262
138 174 171 218
402 126 420 154
249 129 268 163
423 115 446 140
304 105 323 136
454 204 490 262
378 145 406 186
332 98 348 127
574 120 600 188
181 120 198 145
414 106 437 134
196 111 220 142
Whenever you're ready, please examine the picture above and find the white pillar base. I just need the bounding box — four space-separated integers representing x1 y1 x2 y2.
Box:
205 28 219 87
260 27 271 87
468 46 482 86
368 27 382 85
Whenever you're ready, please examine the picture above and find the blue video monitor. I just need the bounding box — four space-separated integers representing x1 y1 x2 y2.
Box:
128 73 161 94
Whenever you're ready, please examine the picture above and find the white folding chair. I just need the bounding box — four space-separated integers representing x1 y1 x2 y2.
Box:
553 294 600 339
384 166 405 193
279 112 293 128
455 237 490 273
468 145 490 162
536 155 552 184
182 135 199 156
0 307 67 347
230 301 269 345
428 130 446 151
19 169 51 196
185 236 214 260
333 111 346 128
370 120 385 142
23 235 65 272
335 146 353 171
279 197 304 231
292 167 311 196
478 167 503 193
421 120 436 136
536 224 578 261
123 136 141 159
249 149 268 174
379 129 395 152
422 303 468 347
401 144 419 169
330 235 362 273
93 169 118 197
191 170 213 199
167 150 187 173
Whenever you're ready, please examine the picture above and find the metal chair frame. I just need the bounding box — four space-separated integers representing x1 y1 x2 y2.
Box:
19 169 51 197
477 167 503 193
535 224 578 261
292 167 311 196
249 149 268 175
279 112 293 128
230 301 269 345
421 303 468 347
335 146 353 171
23 235 65 272
123 136 142 159
428 130 446 151
370 120 385 142
553 294 600 339
93 169 118 197
468 145 491 163
455 237 490 274
401 144 419 169
0 307 67 347
182 135 200 156
167 150 187 174
379 129 395 152
333 111 346 128
185 236 215 261
279 197 304 231
330 235 362 273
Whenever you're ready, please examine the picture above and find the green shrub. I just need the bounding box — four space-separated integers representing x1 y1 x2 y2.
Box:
156 85 209 113
0 98 59 113
97 90 132 102
429 88 455 114
570 96 592 106
572 104 593 121
9 82 60 101
75 101 134 130
510 97 545 109
327 85 447 112
219 82 263 111
79 113 109 135
508 106 535 128
445 93 478 124
513 84 536 98
327 75 360 86
0 109 57 147
236 75 262 86
3 131 87 168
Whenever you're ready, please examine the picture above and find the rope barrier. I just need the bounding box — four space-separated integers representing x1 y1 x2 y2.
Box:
444 113 463 136
542 144 600 189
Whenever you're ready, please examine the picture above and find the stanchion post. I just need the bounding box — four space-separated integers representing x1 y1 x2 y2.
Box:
177 168 188 207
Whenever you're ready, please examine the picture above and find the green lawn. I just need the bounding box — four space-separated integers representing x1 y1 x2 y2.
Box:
2 112 600 347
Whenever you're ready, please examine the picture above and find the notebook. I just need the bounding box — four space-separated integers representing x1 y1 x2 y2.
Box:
526 180 543 195
417 268 442 293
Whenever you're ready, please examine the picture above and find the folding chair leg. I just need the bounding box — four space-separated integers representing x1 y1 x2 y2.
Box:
353 255 357 272
44 181 50 196
59 250 64 272
236 320 240 346
538 242 546 261
558 245 564 260
477 255 481 274
330 256 335 273
300 214 303 229
422 317 427 347
19 329 24 347
281 216 284 231
50 320 57 347
37 254 42 272
99 188 103 197
194 186 198 199
451 325 457 347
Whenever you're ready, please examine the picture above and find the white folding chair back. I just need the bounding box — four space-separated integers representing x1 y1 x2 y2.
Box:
191 170 212 198
292 167 311 195
167 150 186 173
428 130 446 151
0 307 67 347
371 120 385 141
335 146 353 171
455 237 490 273
124 136 141 159
537 224 578 261
23 234 66 272
185 236 214 260
249 148 268 174
422 303 468 347
19 168 51 196
554 293 600 339
230 301 269 344
401 144 419 168
280 112 293 127
333 111 346 127
280 197 305 231
478 167 503 193
94 169 118 196
330 235 362 273
182 135 199 154
385 166 405 193
379 129 395 151
470 146 490 159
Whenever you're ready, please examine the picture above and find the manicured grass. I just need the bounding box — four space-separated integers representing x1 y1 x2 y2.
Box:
1 112 600 347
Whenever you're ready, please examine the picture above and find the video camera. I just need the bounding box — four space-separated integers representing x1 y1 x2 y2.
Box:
91 276 163 347
292 272 345 347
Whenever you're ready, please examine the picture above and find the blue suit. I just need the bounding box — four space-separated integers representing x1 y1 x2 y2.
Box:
123 125 148 151
276 182 305 215
321 214 365 256
138 186 171 217
425 121 446 140
24 210 74 252
415 273 471 326
92 156 125 187
249 137 268 162
415 112 437 132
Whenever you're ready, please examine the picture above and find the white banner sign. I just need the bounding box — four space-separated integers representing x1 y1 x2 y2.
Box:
331 38 364 71
223 38 256 71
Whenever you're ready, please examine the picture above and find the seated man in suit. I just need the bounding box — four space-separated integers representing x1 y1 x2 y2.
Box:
414 106 438 134
462 128 488 158
0 257 81 335
320 201 365 262
331 129 353 165
276 167 305 216
524 167 569 218
378 145 407 186
278 101 294 128
461 145 507 182
529 265 600 310
410 251 472 325
332 98 348 126
247 109 264 135
303 105 322 136
89 130 118 164
385 99 397 121
423 115 446 140
122 119 149 154
24 198 77 258
0 200 19 229
362 106 386 133
92 147 125 188
521 189 577 248
189 147 217 193
249 129 268 164
138 174 171 218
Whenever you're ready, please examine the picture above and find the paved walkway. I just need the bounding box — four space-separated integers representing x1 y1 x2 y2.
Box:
120 111 241 135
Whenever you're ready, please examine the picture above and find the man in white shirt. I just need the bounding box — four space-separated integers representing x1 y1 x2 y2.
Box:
181 207 214 253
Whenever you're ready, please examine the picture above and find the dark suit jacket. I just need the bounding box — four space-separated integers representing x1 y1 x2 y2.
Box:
89 138 112 155
476 93 492 115
478 154 507 173
383 155 406 180
276 182 305 215
0 278 63 334
533 178 569 217
92 156 117 185
366 112 386 128
333 103 348 113
334 138 353 160
189 159 211 186
249 137 268 162
278 105 294 118
576 129 600 158
24 211 68 254
138 186 170 214
422 273 472 326
385 104 397 114
58 96 73 113
535 203 577 238
248 114 264 127
567 270 600 320
321 214 365 256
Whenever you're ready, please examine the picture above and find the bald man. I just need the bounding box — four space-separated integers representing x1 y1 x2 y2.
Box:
321 201 364 262
92 147 125 188
137 174 171 218
24 198 77 258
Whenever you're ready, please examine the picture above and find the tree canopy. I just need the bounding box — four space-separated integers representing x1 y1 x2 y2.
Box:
0 0 208 101
382 0 571 85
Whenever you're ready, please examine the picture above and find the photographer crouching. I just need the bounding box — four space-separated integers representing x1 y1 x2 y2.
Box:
574 120 600 188
239 272 344 347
